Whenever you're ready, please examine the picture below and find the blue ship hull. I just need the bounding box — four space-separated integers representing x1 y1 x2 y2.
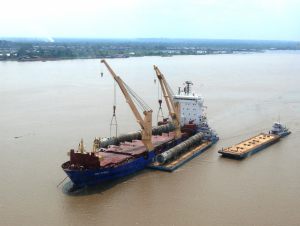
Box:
64 152 156 188
63 136 219 188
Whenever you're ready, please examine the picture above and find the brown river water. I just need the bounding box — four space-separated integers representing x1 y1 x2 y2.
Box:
1 52 300 226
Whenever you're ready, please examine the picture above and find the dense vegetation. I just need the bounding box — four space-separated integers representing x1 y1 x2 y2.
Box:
0 38 299 61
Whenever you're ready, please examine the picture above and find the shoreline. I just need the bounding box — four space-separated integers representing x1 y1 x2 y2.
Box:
0 49 299 63
0 50 270 62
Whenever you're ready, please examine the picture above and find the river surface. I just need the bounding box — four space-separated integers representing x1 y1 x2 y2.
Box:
1 52 300 226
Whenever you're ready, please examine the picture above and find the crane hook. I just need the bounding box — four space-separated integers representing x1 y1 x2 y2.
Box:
158 99 162 108
113 105 116 116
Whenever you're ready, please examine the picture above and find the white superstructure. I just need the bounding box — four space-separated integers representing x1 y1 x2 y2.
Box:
173 81 205 126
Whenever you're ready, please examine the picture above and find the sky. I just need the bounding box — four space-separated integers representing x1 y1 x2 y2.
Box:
0 0 299 41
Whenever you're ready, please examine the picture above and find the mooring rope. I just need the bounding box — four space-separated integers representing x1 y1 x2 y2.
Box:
57 176 68 188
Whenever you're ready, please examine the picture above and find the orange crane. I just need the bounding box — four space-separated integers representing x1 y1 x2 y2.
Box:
101 60 154 151
153 65 181 139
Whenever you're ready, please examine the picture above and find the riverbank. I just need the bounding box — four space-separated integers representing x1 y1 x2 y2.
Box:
0 50 263 62
1 38 298 62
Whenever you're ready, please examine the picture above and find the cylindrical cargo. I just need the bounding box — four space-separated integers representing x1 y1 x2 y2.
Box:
156 132 203 164
152 122 175 135
99 132 141 148
99 123 175 148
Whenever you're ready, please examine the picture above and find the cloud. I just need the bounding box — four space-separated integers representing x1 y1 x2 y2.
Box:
0 0 298 40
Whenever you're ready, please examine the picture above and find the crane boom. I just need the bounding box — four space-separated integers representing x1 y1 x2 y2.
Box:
101 60 154 151
153 65 181 138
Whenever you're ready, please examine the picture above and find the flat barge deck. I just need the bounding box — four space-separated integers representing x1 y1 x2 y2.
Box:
148 141 213 171
218 133 280 159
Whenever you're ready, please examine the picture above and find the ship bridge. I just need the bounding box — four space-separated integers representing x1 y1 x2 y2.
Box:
173 81 205 126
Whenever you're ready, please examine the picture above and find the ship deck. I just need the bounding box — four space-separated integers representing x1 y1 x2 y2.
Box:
218 133 280 159
97 132 176 167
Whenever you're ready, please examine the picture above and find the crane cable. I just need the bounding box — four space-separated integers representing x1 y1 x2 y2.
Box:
110 80 118 137
157 79 164 123
100 64 118 137
123 81 152 112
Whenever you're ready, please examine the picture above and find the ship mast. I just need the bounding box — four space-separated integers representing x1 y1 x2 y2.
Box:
153 65 181 138
101 59 154 151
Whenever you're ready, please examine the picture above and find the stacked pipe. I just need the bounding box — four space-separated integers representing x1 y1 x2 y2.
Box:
152 122 175 135
99 123 175 148
156 132 204 164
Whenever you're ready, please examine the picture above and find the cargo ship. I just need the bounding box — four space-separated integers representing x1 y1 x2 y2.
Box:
218 122 291 159
61 60 218 188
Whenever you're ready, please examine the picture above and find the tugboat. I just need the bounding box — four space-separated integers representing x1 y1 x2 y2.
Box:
61 60 218 188
270 122 291 137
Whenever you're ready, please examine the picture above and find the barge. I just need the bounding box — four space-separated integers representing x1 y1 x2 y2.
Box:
218 122 291 159
148 141 215 172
